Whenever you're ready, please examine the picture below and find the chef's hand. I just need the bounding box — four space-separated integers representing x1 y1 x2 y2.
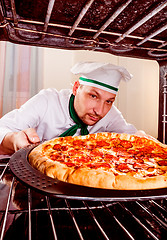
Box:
0 128 40 154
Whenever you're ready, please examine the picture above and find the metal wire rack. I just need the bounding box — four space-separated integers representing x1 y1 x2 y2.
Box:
0 0 167 60
1 157 167 240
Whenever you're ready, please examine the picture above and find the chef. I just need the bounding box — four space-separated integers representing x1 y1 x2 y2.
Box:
0 61 143 155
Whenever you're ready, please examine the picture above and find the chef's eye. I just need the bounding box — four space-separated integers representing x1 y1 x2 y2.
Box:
90 94 97 99
106 100 113 105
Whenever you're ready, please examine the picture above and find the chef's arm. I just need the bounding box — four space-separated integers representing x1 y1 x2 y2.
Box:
135 130 146 136
135 130 157 141
0 128 40 154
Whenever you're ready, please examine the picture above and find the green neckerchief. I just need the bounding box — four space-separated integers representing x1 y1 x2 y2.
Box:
59 94 89 137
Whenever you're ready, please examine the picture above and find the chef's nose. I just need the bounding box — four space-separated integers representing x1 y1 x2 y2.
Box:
94 101 104 116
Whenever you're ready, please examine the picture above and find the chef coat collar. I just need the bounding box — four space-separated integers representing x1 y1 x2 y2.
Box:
59 94 89 137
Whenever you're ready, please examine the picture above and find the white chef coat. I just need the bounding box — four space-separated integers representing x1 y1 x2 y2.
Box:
0 88 137 143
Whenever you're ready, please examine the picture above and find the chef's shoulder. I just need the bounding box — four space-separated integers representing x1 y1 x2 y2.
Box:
37 88 71 101
18 88 71 115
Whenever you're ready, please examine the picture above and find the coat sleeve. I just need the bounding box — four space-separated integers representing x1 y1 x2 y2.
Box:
105 105 137 134
0 90 48 144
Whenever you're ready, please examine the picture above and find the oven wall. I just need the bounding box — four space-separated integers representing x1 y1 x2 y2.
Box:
43 48 159 138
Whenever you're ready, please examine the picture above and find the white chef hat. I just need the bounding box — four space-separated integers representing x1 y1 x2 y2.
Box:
71 61 132 94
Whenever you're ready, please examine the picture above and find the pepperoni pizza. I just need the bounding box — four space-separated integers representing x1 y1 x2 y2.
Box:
28 132 167 190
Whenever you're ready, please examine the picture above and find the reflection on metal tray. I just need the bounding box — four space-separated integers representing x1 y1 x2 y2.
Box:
9 144 167 202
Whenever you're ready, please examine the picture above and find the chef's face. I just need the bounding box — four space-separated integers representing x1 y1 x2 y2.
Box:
73 81 116 126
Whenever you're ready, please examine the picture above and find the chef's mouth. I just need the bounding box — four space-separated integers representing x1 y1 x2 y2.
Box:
88 114 100 122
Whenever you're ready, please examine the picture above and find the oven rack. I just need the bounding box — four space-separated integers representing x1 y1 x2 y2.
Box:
0 0 167 61
1 158 167 240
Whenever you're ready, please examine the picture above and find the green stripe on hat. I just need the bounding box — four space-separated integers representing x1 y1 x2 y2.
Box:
79 77 118 92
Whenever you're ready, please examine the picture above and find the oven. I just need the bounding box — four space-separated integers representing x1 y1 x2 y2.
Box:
0 0 167 239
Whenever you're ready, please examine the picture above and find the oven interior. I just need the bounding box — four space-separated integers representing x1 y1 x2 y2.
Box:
0 0 167 239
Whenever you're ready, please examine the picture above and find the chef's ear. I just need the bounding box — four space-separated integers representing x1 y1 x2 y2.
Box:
72 81 80 95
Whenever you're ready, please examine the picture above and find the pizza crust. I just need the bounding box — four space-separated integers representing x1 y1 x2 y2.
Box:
114 173 167 190
67 168 115 189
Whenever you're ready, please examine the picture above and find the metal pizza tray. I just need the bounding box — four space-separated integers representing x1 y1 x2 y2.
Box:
9 144 167 202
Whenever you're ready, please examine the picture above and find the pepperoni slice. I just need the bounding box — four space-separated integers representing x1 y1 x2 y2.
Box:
50 153 64 161
157 160 167 166
62 146 68 151
116 163 131 173
110 138 121 146
87 163 111 169
73 140 85 146
53 144 68 151
137 146 154 153
75 156 91 163
43 144 52 151
104 154 119 163
65 162 76 167
53 144 62 151
117 150 133 157
96 140 110 147
154 153 167 159
90 150 104 158
135 152 145 158
112 146 125 153
127 149 138 155
119 140 133 149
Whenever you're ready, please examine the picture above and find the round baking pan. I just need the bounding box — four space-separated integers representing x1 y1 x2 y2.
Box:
9 144 167 202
